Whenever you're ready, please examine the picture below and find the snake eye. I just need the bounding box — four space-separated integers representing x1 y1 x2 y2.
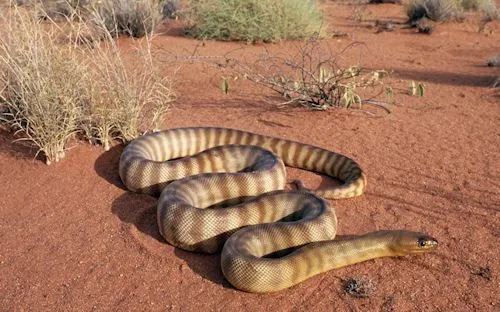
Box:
417 238 427 247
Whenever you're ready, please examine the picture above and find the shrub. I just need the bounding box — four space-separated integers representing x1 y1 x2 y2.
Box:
487 55 500 67
81 40 174 150
161 0 182 19
404 0 498 22
233 39 392 113
89 0 164 37
0 6 174 164
15 0 92 20
15 0 165 37
0 8 89 163
458 0 494 10
369 0 401 3
184 0 326 42
405 0 462 22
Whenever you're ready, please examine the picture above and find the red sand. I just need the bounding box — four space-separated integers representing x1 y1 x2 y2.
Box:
1 2 499 311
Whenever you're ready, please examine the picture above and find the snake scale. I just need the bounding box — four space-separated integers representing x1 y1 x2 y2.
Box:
119 127 438 293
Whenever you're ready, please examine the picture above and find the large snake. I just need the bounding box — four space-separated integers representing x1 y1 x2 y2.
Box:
119 127 438 293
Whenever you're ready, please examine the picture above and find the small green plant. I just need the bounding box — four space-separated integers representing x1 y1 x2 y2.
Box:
184 0 326 42
386 87 394 103
409 81 425 96
221 77 229 95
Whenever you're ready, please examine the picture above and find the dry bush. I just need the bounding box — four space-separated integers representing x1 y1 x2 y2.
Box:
478 0 499 23
14 0 165 37
405 0 462 22
404 0 498 22
232 39 391 114
369 0 401 3
0 6 175 163
14 0 92 20
81 38 175 150
161 0 182 19
0 7 90 163
89 0 164 38
487 55 500 67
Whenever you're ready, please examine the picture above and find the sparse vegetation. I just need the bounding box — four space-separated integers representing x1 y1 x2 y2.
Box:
89 0 164 37
15 0 92 20
0 5 174 164
409 81 425 96
487 55 500 67
232 39 392 114
184 0 326 42
369 0 401 3
405 0 462 22
404 0 498 23
14 0 165 37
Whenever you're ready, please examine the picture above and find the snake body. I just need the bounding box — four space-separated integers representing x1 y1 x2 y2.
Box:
119 127 438 293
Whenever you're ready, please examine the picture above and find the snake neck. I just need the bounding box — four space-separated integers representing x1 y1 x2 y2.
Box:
314 231 409 270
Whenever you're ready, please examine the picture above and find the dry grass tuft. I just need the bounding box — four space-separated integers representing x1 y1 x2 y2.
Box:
0 5 174 164
89 0 164 38
404 0 498 23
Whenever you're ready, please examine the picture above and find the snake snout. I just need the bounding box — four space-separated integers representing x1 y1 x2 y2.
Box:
391 231 438 255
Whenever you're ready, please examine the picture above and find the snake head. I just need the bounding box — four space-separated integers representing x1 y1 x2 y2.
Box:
389 231 438 256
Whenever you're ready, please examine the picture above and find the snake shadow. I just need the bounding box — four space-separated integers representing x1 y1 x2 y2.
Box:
94 144 127 191
95 146 231 287
110 190 233 289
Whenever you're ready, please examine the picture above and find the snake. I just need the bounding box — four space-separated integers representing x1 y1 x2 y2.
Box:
119 127 438 293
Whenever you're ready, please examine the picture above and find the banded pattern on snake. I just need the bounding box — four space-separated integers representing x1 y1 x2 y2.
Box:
119 127 438 293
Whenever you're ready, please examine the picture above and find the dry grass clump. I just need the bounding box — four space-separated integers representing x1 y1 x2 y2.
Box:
90 0 164 38
81 39 174 150
184 0 326 42
369 0 401 3
14 0 92 20
404 0 498 22
405 0 462 22
0 8 89 163
0 6 174 164
14 0 165 37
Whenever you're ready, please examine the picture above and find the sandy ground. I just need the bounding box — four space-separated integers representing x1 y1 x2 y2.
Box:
1 2 499 311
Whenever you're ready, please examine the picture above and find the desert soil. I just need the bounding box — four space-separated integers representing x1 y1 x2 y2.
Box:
1 2 499 311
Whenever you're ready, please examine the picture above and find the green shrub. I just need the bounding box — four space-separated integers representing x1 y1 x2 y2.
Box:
185 0 325 42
